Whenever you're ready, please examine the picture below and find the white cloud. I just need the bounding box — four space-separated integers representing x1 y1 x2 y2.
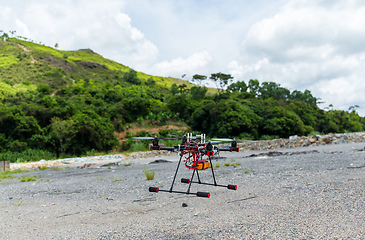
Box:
144 51 214 78
15 19 31 38
0 7 12 20
0 0 158 69
2 0 365 116
230 0 365 115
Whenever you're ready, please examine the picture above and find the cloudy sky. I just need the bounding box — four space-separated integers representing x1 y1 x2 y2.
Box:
1 0 365 115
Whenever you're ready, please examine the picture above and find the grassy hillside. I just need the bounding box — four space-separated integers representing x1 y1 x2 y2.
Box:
1 37 364 163
0 37 201 160
0 38 196 92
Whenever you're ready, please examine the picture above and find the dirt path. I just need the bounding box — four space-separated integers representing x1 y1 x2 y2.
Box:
17 43 37 63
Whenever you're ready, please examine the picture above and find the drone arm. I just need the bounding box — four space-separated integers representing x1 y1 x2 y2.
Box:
150 145 186 152
159 146 176 151
150 146 176 151
218 147 239 152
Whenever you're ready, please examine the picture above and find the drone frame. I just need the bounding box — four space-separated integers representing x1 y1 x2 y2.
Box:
147 134 239 198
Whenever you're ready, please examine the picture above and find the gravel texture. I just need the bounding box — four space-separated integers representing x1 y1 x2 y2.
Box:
1 143 365 239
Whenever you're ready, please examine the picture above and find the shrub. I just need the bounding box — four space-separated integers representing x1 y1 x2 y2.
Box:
232 163 241 168
20 176 36 182
0 149 55 163
143 166 155 180
129 142 148 152
260 135 280 140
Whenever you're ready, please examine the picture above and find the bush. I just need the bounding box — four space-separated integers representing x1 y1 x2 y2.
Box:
129 142 148 152
0 149 55 163
123 69 141 85
37 85 51 94
146 78 155 86
117 120 124 132
238 133 255 140
8 140 28 153
260 135 280 140
143 166 155 180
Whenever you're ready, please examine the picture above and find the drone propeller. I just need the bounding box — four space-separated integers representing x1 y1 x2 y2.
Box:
169 135 183 138
212 138 235 142
132 137 155 140
212 138 252 142
169 135 184 138
169 135 197 139
132 136 177 140
201 141 221 144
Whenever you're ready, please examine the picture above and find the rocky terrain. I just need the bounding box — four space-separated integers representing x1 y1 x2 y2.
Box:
1 141 365 239
238 132 365 151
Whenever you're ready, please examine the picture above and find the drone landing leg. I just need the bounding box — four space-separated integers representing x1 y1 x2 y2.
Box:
149 155 209 197
169 155 183 192
196 170 201 184
209 156 217 186
152 167 209 198
186 169 196 194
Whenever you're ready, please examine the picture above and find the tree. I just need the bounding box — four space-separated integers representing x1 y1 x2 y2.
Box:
70 111 118 155
191 74 207 87
54 43 59 48
190 86 208 102
348 105 360 112
0 31 9 41
227 81 248 93
14 114 43 142
190 99 261 137
210 72 233 94
123 96 151 122
146 77 155 86
123 69 141 85
178 84 188 94
37 84 51 95
49 117 76 157
290 89 317 105
166 95 189 120
170 83 179 95
248 79 260 96
259 82 290 100
9 30 16 37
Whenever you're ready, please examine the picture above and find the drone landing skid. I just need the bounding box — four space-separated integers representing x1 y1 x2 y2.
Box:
149 187 210 198
149 156 237 198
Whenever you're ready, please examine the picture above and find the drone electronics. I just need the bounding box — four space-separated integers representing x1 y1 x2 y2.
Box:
133 133 239 198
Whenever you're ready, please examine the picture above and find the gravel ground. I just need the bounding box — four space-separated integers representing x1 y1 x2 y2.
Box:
1 143 365 239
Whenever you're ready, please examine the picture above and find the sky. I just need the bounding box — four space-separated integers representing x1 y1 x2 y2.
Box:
1 0 365 115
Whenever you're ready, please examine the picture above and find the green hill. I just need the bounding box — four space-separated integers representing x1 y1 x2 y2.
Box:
0 38 195 159
1 37 364 162
0 38 193 93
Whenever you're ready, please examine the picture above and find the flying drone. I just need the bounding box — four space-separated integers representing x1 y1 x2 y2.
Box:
132 134 239 198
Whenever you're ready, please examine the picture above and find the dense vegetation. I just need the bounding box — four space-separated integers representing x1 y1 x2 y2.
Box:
0 35 364 162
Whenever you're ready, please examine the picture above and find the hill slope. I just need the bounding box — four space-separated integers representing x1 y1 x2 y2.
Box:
1 37 365 162
0 38 195 93
0 38 196 159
